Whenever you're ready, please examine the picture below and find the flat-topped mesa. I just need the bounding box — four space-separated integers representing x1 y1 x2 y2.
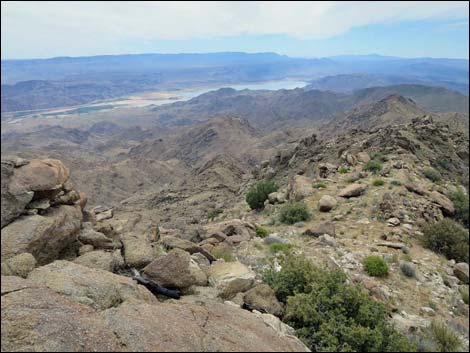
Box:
1 157 86 265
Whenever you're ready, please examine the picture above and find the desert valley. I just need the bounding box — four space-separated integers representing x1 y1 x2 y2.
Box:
1 2 469 352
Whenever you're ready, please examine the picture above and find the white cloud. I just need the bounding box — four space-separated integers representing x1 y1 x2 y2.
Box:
1 1 468 58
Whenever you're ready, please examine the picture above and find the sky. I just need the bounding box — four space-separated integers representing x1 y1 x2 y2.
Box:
1 1 469 60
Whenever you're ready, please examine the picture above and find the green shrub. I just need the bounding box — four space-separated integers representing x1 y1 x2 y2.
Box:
363 255 389 277
279 202 311 224
363 160 383 174
210 246 235 262
437 159 452 171
246 180 278 210
460 286 469 305
264 255 416 352
426 321 462 352
338 166 349 174
269 243 293 255
423 168 442 183
313 182 327 189
449 189 469 228
372 179 385 186
263 255 317 302
422 219 469 263
207 209 222 221
400 262 416 278
255 225 269 238
371 151 387 162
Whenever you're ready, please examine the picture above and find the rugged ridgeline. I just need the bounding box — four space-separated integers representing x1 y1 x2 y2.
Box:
0 157 309 351
1 116 469 351
246 115 469 345
267 115 469 189
320 94 470 138
145 84 469 131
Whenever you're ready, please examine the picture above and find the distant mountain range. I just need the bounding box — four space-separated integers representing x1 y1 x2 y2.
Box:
306 73 469 94
147 84 469 131
1 52 468 112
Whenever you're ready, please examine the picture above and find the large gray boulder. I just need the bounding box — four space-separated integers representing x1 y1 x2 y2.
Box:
208 261 256 299
1 160 33 228
101 299 310 352
428 191 455 216
161 235 202 254
2 278 309 352
288 175 314 201
243 284 283 316
318 195 337 212
1 205 82 265
78 228 121 250
121 232 156 269
73 250 124 272
27 260 157 310
143 248 207 289
338 183 367 198
1 158 72 228
1 276 121 352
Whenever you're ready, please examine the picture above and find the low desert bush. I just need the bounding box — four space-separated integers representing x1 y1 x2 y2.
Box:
372 179 385 186
255 225 269 238
363 255 389 277
426 321 462 352
423 168 441 183
363 160 383 174
422 219 469 263
263 255 416 352
279 202 311 225
246 180 278 210
449 189 469 228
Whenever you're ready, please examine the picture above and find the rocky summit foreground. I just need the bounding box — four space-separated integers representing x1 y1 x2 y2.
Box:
0 157 309 352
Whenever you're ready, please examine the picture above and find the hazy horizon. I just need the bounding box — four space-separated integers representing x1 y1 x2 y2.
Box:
2 1 469 60
2 51 469 62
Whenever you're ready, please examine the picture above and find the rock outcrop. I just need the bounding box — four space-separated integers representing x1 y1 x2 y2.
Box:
1 205 82 265
1 276 122 352
318 195 337 212
242 284 283 316
101 298 309 352
1 275 309 352
1 158 84 267
28 260 157 310
1 158 76 228
208 261 256 299
338 183 367 198
143 248 207 289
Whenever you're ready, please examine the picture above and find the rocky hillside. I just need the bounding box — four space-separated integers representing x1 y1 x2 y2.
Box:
321 94 425 135
2 115 469 352
1 118 262 206
245 116 469 347
1 156 310 352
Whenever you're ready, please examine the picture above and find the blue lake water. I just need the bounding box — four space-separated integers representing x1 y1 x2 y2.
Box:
152 80 307 106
